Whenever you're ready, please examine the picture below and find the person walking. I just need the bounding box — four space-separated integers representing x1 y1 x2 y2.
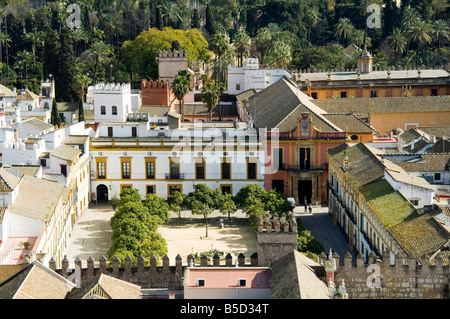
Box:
308 204 312 214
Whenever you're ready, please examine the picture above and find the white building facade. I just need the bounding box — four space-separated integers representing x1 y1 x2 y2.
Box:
227 58 292 95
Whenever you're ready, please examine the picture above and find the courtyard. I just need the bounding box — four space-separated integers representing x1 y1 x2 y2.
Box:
65 202 257 268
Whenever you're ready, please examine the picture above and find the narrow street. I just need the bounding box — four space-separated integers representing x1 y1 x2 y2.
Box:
294 205 356 263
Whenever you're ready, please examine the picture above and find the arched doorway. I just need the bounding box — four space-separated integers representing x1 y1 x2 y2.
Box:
96 184 108 203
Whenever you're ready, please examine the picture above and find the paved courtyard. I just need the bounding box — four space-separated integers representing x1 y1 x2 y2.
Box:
65 201 354 268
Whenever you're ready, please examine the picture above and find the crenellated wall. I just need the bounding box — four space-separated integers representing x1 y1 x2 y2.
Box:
319 250 450 299
140 79 172 106
46 252 259 289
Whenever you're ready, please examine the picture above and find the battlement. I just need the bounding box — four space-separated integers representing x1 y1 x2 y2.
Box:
157 49 188 59
44 252 258 289
141 79 170 89
140 79 172 106
93 82 131 93
257 212 298 234
318 250 450 299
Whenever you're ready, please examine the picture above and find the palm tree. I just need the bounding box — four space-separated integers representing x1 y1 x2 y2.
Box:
88 41 113 84
266 41 292 69
0 31 11 66
171 69 190 121
255 27 272 65
352 29 371 49
71 28 88 57
233 28 250 67
409 19 432 68
201 81 220 122
305 8 318 43
74 73 91 103
14 50 34 88
388 28 407 60
159 2 182 28
24 31 45 57
432 19 449 51
209 33 229 121
401 7 420 53
335 18 355 45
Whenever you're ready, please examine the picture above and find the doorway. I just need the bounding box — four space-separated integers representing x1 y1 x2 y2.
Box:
96 184 109 203
272 180 284 193
298 180 312 206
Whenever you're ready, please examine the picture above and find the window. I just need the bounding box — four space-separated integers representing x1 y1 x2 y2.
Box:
146 161 155 179
40 159 47 167
434 173 442 182
60 164 67 177
122 161 131 179
340 91 347 98
197 279 205 287
146 185 155 195
238 279 246 287
121 185 132 192
311 92 317 99
169 185 182 196
196 162 205 179
112 105 117 115
299 148 310 169
97 162 106 179
410 199 419 206
248 162 256 179
431 89 438 96
221 162 231 179
273 148 283 171
170 162 180 179
101 105 106 115
370 90 377 98
236 83 241 91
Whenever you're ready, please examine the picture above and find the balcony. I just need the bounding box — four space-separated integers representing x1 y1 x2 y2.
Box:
284 164 324 172
165 173 185 180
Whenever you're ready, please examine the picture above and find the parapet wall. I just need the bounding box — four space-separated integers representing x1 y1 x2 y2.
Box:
48 252 258 289
140 80 171 106
257 212 298 267
319 251 450 299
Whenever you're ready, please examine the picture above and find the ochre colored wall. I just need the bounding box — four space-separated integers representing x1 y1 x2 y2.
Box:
369 111 450 134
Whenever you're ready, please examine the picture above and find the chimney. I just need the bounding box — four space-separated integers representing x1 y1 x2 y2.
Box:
324 249 337 292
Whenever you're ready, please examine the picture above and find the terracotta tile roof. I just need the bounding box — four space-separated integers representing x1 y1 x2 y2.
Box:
243 76 341 132
50 144 81 162
328 143 385 188
16 90 39 101
270 250 329 299
359 179 418 228
9 175 67 222
314 96 450 115
389 210 450 262
392 154 450 173
0 261 75 299
66 273 142 299
0 167 21 191
323 113 378 133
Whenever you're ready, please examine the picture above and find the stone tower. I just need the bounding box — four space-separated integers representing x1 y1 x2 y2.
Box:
257 212 298 267
156 49 189 86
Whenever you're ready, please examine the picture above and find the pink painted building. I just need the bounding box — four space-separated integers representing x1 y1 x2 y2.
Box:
183 267 272 299
240 76 347 205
